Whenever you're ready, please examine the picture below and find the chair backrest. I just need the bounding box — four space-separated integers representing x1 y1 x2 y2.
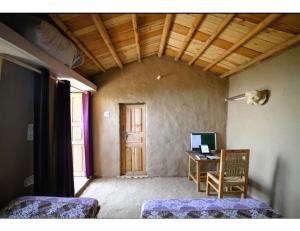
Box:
219 149 250 177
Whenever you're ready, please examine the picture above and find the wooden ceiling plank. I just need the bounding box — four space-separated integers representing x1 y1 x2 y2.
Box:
131 14 141 62
158 14 174 57
165 47 229 74
204 14 282 71
220 33 300 78
172 23 261 59
236 14 300 35
91 14 123 68
174 14 205 61
189 14 235 65
73 25 96 37
49 14 106 72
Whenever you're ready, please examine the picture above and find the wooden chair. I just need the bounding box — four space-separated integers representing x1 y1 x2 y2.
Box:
206 149 250 198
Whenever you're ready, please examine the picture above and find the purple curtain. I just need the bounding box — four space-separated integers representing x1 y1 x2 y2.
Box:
83 92 94 177
56 80 74 197
33 69 49 195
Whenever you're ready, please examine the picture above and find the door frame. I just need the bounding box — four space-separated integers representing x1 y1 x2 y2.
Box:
119 103 147 176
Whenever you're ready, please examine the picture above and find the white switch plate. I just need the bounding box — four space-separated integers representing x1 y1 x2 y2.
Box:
27 124 34 141
24 175 34 187
104 111 110 117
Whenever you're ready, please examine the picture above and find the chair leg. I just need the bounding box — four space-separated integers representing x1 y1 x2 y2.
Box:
242 184 248 198
218 181 223 199
206 175 210 196
218 191 223 199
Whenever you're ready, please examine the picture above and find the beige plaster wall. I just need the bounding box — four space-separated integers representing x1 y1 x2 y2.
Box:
92 56 228 177
0 61 34 206
227 45 300 217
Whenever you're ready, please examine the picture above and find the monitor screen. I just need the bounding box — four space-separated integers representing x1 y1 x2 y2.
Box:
190 132 217 151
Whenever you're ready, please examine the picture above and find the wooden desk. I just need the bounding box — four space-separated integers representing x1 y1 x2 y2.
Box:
186 151 220 192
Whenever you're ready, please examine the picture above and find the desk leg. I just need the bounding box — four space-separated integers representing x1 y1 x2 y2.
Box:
196 161 201 192
188 156 192 181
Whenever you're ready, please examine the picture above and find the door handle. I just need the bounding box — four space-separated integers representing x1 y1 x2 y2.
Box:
124 132 129 140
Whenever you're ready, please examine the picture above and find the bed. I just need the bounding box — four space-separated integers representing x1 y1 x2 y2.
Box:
141 198 281 218
0 196 99 218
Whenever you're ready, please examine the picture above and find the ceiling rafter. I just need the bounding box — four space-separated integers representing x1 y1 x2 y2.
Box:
189 14 235 65
220 33 300 78
158 14 174 57
131 14 141 62
91 14 123 69
174 14 205 61
49 14 106 72
204 14 282 71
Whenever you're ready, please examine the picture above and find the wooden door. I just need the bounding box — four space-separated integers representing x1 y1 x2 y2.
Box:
120 104 146 176
71 93 85 177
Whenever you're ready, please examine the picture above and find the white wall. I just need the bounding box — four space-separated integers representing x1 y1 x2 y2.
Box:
227 45 300 217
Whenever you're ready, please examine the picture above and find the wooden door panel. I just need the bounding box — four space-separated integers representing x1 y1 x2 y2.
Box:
125 107 132 132
72 127 83 141
126 133 143 143
71 93 85 177
124 147 143 172
132 150 137 172
125 107 144 132
134 147 143 171
72 97 83 122
121 104 146 175
73 144 85 176
134 108 142 132
125 147 132 171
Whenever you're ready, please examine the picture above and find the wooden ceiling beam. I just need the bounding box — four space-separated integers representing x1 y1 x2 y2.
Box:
158 14 174 57
175 14 205 61
220 33 300 78
204 14 282 71
49 14 106 72
189 14 235 65
91 14 123 68
131 14 141 62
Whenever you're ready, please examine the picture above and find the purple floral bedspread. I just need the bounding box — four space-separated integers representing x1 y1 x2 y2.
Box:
141 198 281 218
0 196 99 218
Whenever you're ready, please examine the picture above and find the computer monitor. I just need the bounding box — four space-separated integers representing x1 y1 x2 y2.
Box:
190 132 217 151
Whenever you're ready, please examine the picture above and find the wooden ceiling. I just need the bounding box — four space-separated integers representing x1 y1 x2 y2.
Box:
49 13 300 78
